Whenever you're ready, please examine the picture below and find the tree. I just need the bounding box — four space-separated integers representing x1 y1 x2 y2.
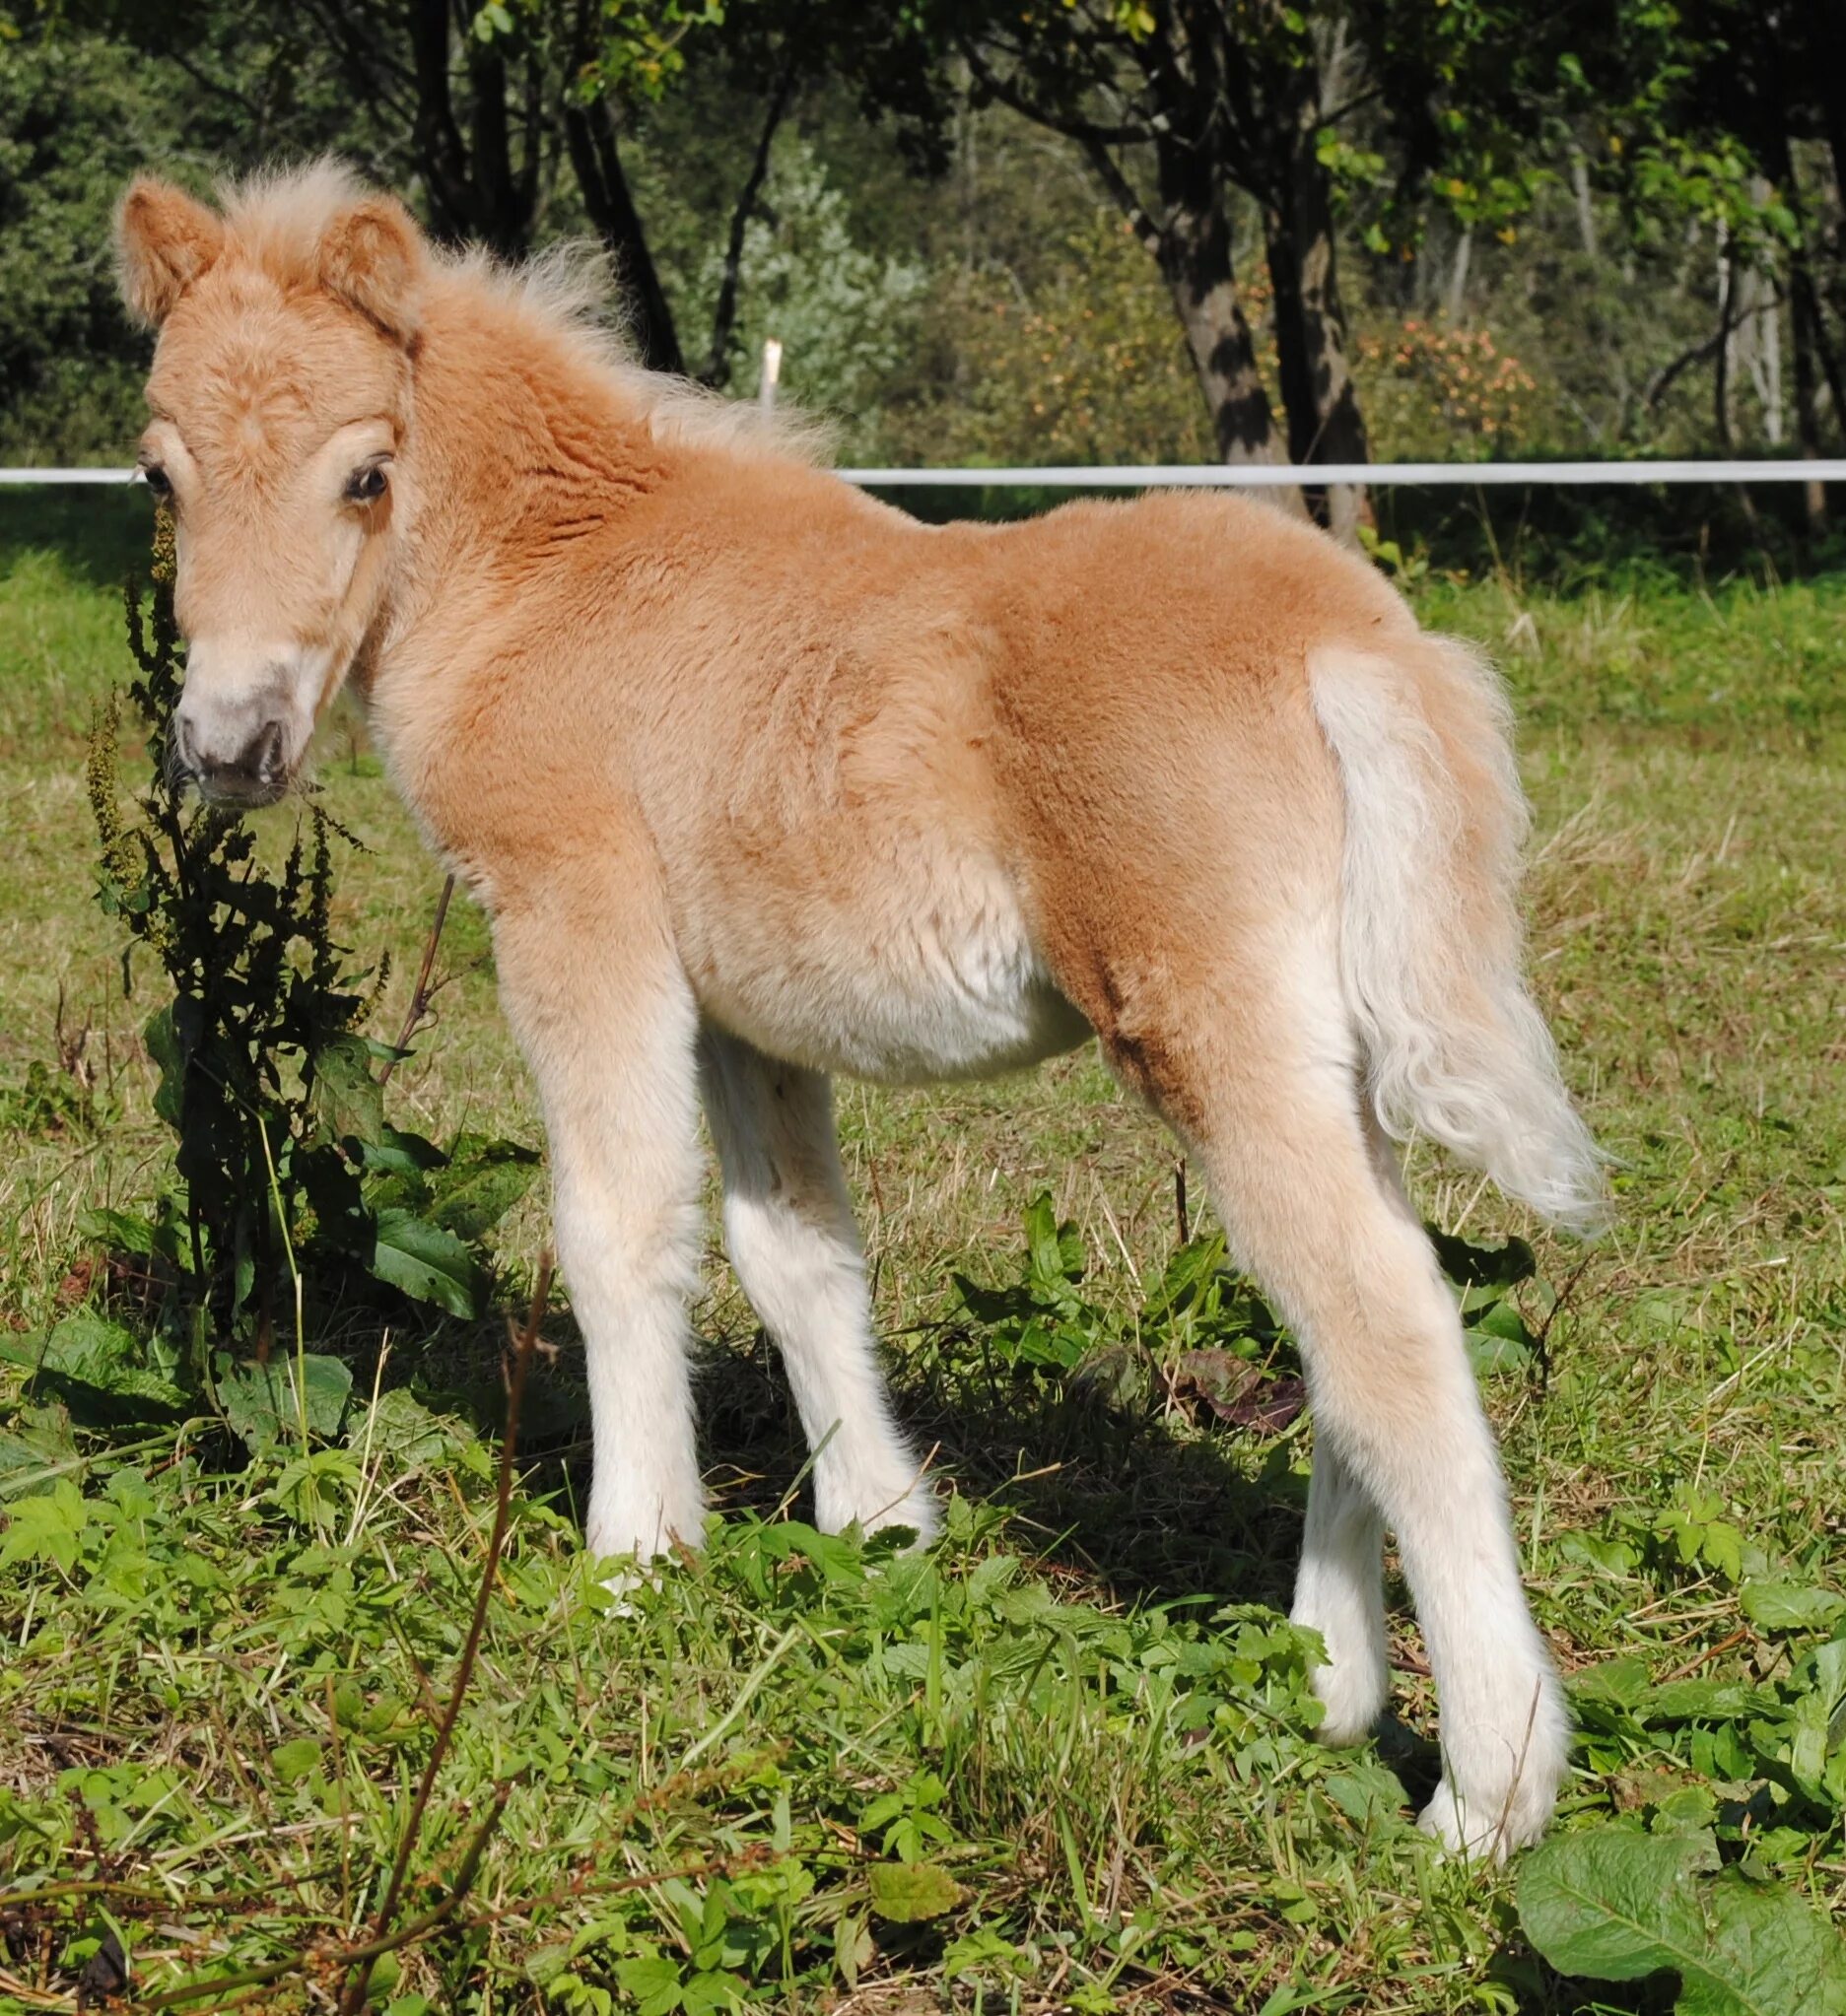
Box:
1669 1 1845 520
294 0 710 370
296 0 934 383
905 3 1479 532
930 5 1306 476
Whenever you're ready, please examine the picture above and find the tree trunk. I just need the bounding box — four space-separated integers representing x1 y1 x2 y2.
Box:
463 41 533 257
1761 118 1831 530
563 94 685 376
1155 200 1282 467
399 0 537 255
1262 130 1370 544
1570 153 1599 261
1714 230 1736 452
1445 226 1472 323
703 59 796 388
1790 276 1828 531
405 0 477 243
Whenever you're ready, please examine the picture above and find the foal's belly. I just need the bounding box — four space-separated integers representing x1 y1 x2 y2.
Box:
675 838 1093 1085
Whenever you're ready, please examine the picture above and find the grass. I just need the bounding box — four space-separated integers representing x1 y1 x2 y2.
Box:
1 489 1844 2012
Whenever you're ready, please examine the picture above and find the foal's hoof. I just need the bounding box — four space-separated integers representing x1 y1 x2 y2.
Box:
1307 1657 1390 1748
857 1479 941 1550
1416 1777 1555 1862
819 1471 941 1550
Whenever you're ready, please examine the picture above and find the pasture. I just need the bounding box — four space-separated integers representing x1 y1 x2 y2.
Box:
1 488 1844 2012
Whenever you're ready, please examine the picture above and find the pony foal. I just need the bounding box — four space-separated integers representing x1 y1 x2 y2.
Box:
115 164 1605 1859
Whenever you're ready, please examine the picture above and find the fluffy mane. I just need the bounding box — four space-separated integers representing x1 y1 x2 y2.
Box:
217 159 827 465
467 239 831 465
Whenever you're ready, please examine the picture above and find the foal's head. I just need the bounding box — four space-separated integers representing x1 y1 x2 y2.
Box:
116 168 422 805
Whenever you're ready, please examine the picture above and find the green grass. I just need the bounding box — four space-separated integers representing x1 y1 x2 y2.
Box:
2 491 1844 2013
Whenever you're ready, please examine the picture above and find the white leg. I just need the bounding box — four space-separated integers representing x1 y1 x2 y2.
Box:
1291 1441 1389 1744
700 1029 937 1542
1291 1105 1425 1745
494 883 706 1566
1103 972 1566 1859
1214 1133 1566 1857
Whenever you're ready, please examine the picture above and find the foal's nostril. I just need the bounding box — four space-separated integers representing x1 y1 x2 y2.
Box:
251 720 286 781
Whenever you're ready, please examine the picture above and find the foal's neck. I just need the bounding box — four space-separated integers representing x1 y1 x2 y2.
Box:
394 274 672 619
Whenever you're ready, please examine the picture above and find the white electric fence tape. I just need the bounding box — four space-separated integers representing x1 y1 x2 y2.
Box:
5 461 1846 489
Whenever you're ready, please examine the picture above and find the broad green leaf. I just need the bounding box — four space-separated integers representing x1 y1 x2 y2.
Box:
0 1313 188 1422
143 1002 186 1128
348 1387 468 1466
1465 1306 1536 1376
269 1737 322 1784
309 1031 388 1148
1571 1656 1654 1710
219 1352 354 1447
1647 1678 1768 1723
425 1136 541 1241
78 1206 161 1257
370 1208 483 1317
1741 1582 1846 1634
682 1972 744 2015
615 1954 682 2016
867 1860 966 1923
1428 1226 1537 1288
0 1403 79 1499
1518 1828 1846 2015
358 1125 447 1176
0 1479 91 1571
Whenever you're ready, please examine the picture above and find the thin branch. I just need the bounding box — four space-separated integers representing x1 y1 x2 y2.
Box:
1079 133 1165 255
960 40 1155 150
162 48 265 122
703 52 799 388
337 1257 553 2013
378 872 455 1086
1313 82 1386 134
1642 298 1778 412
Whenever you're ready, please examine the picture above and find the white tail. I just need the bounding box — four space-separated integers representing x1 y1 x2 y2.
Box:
1308 638 1607 1233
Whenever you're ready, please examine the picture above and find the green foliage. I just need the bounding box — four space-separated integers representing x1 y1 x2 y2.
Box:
79 516 536 1385
958 1193 1548 1402
886 208 1217 466
1519 1829 1846 2013
7 464 1846 2010
0 35 166 462
0 1437 1362 2010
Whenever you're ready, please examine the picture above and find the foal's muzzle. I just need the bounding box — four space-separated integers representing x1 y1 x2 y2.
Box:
172 706 294 808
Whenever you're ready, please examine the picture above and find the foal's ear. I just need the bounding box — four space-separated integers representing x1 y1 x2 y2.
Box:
115 178 224 328
316 196 424 345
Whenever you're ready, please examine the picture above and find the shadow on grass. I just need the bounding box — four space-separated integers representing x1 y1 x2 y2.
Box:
348 1287 1305 1617
0 485 153 589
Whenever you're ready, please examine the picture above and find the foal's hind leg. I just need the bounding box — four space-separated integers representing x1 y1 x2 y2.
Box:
1288 1107 1429 1742
700 1030 938 1542
1093 961 1566 1857
1291 1439 1389 1743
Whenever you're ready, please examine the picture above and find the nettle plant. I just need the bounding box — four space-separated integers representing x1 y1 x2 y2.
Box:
72 511 534 1433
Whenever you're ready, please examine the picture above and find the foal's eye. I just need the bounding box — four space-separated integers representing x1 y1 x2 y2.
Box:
345 463 389 503
140 464 171 498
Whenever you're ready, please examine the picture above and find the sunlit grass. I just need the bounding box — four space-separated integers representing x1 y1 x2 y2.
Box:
1 494 1842 2010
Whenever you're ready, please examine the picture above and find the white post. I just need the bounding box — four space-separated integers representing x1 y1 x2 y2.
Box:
759 337 783 413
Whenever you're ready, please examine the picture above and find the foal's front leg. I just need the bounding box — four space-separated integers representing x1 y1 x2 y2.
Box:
494 884 707 1564
700 1029 938 1542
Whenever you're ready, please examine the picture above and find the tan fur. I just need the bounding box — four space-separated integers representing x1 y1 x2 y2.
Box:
119 164 1606 1858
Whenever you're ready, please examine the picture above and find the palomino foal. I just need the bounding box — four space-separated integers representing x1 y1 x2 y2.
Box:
116 165 1604 1857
